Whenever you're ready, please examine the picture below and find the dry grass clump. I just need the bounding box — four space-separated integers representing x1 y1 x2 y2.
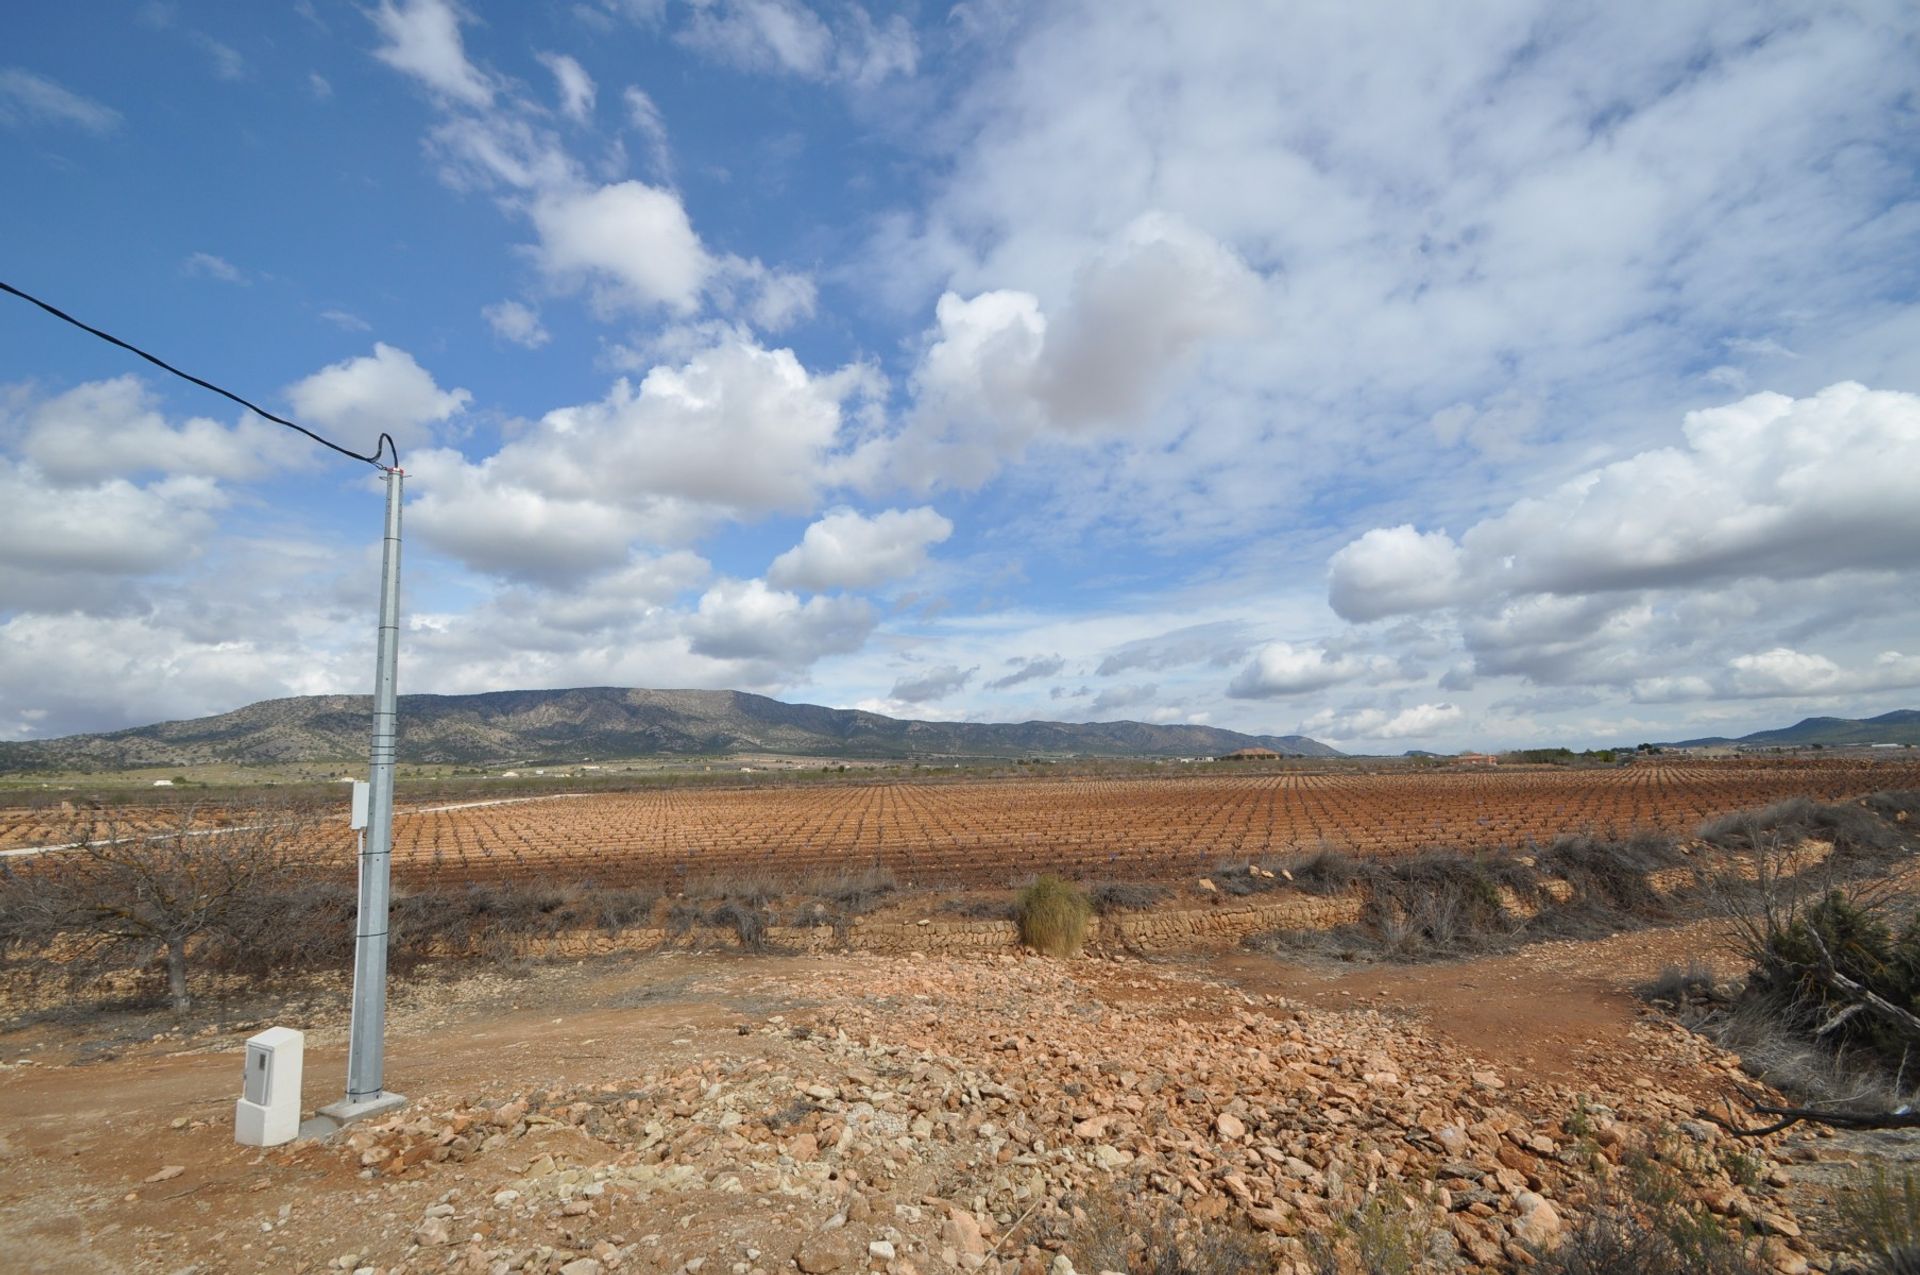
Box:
1834 1164 1920 1274
1016 874 1091 957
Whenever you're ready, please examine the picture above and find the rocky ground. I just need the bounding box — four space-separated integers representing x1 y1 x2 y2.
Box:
1 909 1891 1275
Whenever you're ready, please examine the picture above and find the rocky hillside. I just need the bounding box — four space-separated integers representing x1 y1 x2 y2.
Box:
0 687 1340 771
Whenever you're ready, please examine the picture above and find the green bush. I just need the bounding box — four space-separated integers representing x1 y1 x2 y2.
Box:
1016 875 1091 957
1741 889 1920 1069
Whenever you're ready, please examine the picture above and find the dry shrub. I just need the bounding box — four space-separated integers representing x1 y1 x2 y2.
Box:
1542 1146 1770 1275
1284 846 1369 896
1016 875 1091 957
1636 960 1721 1009
1088 880 1169 914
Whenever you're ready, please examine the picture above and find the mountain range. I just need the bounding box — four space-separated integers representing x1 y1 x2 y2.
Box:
1663 709 1920 749
0 687 1343 772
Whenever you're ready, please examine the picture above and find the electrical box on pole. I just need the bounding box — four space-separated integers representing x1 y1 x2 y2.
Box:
315 468 407 1132
350 779 369 831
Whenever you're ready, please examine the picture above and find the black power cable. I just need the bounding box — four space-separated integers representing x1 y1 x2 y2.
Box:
1 279 399 470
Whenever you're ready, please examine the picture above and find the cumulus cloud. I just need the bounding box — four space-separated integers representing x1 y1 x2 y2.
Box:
285 343 471 450
483 299 550 348
536 51 595 122
1331 384 1920 624
9 376 279 485
0 68 121 132
890 664 975 703
409 338 878 581
370 0 493 108
1633 648 1920 703
684 577 875 666
890 214 1262 487
766 506 952 592
1327 526 1468 624
0 459 223 603
1301 702 1464 742
531 180 713 314
985 654 1065 691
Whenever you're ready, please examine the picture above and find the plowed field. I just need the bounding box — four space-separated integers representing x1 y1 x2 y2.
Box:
7 759 1915 888
356 759 1920 887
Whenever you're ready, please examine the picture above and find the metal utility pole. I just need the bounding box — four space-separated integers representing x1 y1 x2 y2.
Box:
319 467 407 1127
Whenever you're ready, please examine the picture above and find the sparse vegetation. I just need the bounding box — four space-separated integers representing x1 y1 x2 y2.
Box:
1015 874 1091 957
1542 1145 1771 1275
1835 1165 1920 1274
0 805 312 1011
1305 1193 1439 1275
1066 1186 1265 1274
1087 880 1169 914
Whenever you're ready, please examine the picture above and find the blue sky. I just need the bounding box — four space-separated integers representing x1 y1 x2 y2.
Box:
3 0 1919 752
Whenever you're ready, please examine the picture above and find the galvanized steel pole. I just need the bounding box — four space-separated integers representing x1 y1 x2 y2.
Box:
344 467 405 1110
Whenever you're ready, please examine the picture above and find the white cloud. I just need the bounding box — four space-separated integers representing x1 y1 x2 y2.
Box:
370 0 494 108
889 214 1261 487
0 68 121 133
1226 641 1394 699
743 266 817 332
1634 648 1920 703
285 343 472 451
196 35 246 81
685 577 876 665
9 376 281 485
1327 527 1467 624
308 72 333 100
622 86 671 177
182 251 248 285
536 51 596 122
1331 383 1920 622
672 0 915 85
408 338 877 581
1301 702 1464 743
766 506 952 592
0 458 222 594
530 180 713 314
483 299 551 348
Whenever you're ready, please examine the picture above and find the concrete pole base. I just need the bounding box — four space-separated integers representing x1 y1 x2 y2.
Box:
302 1091 407 1140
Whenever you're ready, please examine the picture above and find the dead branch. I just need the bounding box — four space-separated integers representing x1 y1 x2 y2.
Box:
1697 1082 1920 1136
1804 924 1920 1041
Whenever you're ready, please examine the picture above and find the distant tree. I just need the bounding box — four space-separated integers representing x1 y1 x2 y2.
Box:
0 805 313 1012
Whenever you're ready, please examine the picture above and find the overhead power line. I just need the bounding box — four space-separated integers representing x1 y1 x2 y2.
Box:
0 279 398 470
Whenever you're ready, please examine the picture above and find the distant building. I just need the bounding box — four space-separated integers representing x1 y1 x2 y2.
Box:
1456 753 1499 766
1220 747 1282 762
151 779 175 787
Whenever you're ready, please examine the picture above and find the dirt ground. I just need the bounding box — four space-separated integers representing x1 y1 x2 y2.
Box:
1 906 1893 1275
